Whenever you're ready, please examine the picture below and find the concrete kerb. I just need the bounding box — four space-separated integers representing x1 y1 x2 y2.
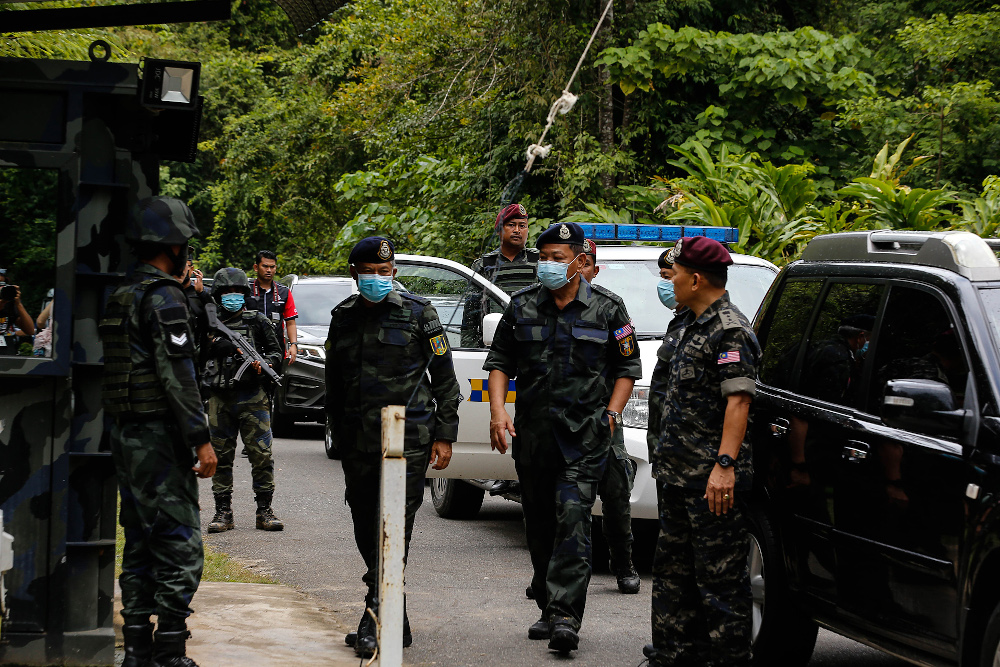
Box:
114 582 360 666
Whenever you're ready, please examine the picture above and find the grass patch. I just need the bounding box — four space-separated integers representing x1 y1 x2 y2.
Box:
115 495 277 584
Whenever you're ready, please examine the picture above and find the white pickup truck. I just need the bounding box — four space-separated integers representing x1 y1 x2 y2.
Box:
387 237 779 524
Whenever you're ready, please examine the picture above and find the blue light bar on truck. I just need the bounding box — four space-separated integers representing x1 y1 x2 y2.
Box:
576 224 739 243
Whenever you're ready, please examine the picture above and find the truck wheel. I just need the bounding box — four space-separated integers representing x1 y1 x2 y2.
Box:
431 479 484 519
747 504 818 667
324 416 339 460
979 601 1000 667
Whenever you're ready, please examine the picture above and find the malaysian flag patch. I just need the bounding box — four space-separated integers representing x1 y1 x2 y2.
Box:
613 323 634 341
718 351 741 364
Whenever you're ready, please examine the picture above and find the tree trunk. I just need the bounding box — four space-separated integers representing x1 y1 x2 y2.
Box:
597 0 615 192
620 0 633 147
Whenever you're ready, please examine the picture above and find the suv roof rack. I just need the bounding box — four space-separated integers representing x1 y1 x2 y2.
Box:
801 231 1000 282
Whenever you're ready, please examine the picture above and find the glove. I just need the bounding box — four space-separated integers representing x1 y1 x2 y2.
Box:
211 337 238 357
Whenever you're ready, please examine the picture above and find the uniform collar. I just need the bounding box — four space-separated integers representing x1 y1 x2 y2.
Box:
693 291 733 326
495 246 530 263
348 289 404 309
539 277 593 308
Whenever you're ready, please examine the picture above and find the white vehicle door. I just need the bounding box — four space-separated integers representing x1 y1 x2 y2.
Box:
393 256 517 481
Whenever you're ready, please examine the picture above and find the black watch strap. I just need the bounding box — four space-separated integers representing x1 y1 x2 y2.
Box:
716 454 734 468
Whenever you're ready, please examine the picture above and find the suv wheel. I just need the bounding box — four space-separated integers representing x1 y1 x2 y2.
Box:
748 505 818 667
324 415 339 460
430 479 484 519
980 601 1000 667
270 391 294 438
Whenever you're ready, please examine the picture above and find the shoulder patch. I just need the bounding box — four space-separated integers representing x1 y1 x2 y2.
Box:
333 294 360 313
154 303 189 325
429 333 448 355
719 308 743 330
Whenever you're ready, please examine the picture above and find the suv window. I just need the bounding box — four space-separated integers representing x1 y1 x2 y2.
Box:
980 288 1000 350
866 285 969 414
800 283 883 407
292 282 354 326
395 264 494 349
757 280 823 389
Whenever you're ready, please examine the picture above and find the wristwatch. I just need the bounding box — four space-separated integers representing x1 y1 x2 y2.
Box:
605 410 622 428
716 454 734 468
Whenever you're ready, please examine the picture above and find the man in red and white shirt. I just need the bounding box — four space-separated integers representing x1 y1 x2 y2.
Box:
247 250 299 364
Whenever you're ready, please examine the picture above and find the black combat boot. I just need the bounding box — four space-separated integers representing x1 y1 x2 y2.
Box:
152 617 198 667
121 622 154 667
548 616 579 653
352 594 379 659
255 493 284 531
207 493 234 533
528 616 551 640
615 561 641 594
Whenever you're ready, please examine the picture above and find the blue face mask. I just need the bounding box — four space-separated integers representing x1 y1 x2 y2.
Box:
537 256 580 290
220 293 244 312
855 340 869 359
358 274 394 303
657 279 676 309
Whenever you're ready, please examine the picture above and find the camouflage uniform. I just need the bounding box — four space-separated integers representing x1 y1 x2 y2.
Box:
102 263 207 623
324 290 460 600
460 246 539 347
99 196 210 667
483 280 641 630
202 280 283 529
648 292 759 667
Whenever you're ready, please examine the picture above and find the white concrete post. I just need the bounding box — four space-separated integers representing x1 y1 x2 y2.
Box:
377 405 406 667
0 509 14 643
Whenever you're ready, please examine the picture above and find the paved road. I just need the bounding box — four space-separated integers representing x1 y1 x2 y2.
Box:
198 427 910 667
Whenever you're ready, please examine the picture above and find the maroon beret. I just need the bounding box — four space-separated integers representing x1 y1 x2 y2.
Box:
495 203 527 230
672 236 733 271
583 238 597 259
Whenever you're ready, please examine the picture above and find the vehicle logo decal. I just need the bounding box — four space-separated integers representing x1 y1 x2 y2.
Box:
468 378 515 403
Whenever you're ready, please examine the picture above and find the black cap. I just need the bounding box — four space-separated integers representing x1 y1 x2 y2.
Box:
657 249 672 269
348 236 395 264
841 314 875 332
536 222 585 248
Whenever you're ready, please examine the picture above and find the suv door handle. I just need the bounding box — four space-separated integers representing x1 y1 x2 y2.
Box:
770 418 790 437
842 441 869 462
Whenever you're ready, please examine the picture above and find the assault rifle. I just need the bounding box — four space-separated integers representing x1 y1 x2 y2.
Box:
205 302 282 387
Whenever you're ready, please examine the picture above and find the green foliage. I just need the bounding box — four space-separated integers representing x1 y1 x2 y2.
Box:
0 168 57 316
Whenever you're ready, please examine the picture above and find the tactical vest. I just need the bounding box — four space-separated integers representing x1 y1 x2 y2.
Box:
481 249 539 314
99 278 176 417
203 310 263 390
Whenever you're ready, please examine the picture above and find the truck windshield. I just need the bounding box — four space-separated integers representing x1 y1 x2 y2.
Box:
591 261 777 337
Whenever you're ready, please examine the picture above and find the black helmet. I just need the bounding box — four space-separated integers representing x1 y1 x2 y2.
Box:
126 196 200 246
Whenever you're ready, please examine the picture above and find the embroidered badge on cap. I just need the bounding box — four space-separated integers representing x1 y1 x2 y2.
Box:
613 323 634 341
517 204 526 217
558 224 571 239
666 239 683 264
718 351 741 364
377 240 393 260
430 334 448 356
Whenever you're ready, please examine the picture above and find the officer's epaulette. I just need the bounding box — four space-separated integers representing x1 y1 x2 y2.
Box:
511 283 542 298
591 283 625 305
718 308 744 330
401 292 431 306
332 294 360 313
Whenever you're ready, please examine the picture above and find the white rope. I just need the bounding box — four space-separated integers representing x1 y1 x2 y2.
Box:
523 0 615 173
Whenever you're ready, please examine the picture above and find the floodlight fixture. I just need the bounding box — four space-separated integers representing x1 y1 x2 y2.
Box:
139 58 201 109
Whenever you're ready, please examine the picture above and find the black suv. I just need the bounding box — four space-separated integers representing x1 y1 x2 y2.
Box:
749 231 1000 667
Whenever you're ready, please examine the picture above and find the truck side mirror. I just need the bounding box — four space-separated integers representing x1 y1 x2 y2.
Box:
882 378 966 438
482 313 503 347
